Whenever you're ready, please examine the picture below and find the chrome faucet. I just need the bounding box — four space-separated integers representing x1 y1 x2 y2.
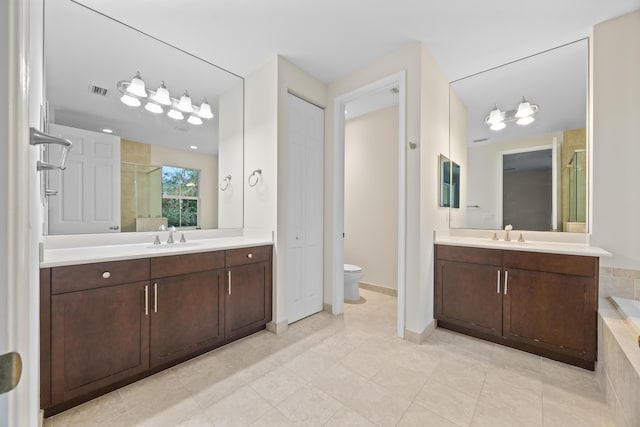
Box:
167 226 176 244
504 224 513 242
153 235 161 245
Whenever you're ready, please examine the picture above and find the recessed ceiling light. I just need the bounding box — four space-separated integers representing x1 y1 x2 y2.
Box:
101 128 113 134
190 145 198 150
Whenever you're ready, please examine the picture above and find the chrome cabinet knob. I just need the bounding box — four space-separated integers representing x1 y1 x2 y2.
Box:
102 271 111 279
247 253 253 259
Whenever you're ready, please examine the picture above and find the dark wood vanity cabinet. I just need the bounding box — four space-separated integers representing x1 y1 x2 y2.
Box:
434 244 598 370
46 259 151 407
435 246 503 337
41 244 273 415
225 246 273 340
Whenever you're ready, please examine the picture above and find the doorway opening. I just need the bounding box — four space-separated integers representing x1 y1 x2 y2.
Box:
332 71 407 338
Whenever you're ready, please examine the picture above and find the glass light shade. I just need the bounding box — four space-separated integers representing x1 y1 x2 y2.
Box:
516 115 535 126
515 100 535 118
152 82 172 106
120 94 141 107
197 100 214 119
486 107 504 125
490 121 506 131
144 102 163 114
126 72 147 98
187 115 203 125
177 91 194 113
167 109 184 120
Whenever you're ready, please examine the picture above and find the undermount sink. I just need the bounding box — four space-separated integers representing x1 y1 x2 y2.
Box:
146 241 201 249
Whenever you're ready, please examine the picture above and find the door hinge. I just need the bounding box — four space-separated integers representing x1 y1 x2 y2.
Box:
0 352 22 395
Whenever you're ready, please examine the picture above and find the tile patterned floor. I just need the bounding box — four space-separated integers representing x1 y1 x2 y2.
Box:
44 289 615 426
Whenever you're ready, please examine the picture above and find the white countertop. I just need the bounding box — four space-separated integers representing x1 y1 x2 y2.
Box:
40 235 274 268
434 231 611 258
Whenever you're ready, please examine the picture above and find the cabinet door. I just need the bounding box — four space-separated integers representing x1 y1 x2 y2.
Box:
503 268 596 360
435 260 503 336
51 281 150 404
225 262 272 339
150 270 224 368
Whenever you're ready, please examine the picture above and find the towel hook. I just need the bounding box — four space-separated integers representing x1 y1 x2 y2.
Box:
219 175 231 191
248 169 262 187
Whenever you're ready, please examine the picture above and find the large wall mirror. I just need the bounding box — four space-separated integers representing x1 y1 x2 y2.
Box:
44 0 244 235
449 39 588 233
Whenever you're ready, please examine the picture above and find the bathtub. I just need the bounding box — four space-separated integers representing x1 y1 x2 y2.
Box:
598 297 640 427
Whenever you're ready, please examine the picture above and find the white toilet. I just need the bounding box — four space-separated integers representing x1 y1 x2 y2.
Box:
344 264 363 301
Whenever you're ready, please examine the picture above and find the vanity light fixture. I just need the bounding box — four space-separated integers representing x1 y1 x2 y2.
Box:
116 73 215 126
484 97 539 131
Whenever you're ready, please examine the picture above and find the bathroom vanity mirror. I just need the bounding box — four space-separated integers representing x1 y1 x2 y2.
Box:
44 0 244 234
449 39 588 232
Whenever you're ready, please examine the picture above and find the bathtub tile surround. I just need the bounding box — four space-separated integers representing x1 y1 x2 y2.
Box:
598 299 640 427
599 266 640 300
44 289 614 426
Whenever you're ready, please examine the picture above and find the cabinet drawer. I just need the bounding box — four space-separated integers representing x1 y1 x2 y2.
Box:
52 259 149 294
435 244 502 266
226 245 272 267
503 251 597 277
150 251 225 278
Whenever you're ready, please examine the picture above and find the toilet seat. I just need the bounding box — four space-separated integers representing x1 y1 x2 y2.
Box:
344 264 362 273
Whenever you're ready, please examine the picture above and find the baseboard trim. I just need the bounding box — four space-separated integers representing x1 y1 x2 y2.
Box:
266 319 288 335
359 281 397 297
404 319 437 344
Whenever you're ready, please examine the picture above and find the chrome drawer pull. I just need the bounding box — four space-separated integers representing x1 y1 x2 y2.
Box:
504 271 509 295
144 285 149 316
102 271 111 279
154 283 158 313
497 270 501 294
228 271 232 295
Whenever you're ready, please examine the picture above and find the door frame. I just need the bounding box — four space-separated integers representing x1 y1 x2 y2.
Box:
497 143 554 230
332 71 407 338
2 0 39 424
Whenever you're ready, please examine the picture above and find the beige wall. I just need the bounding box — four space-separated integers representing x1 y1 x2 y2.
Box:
327 42 452 335
244 56 327 325
448 88 468 229
345 106 399 290
218 81 244 228
592 10 640 270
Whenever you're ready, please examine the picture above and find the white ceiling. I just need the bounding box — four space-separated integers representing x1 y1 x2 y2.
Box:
74 0 639 83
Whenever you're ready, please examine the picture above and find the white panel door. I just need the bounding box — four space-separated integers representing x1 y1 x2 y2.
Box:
48 124 121 234
287 94 324 323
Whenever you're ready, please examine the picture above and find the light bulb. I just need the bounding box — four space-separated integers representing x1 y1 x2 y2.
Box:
145 102 163 114
125 72 147 98
187 115 203 125
120 94 141 107
167 109 184 120
490 121 506 131
516 116 535 126
177 91 194 113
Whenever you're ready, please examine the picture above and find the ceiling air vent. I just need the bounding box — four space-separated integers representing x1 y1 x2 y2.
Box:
472 138 489 143
88 84 108 97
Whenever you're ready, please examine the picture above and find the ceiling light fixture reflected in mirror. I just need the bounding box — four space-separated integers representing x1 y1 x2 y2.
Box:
117 74 214 125
485 97 538 131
